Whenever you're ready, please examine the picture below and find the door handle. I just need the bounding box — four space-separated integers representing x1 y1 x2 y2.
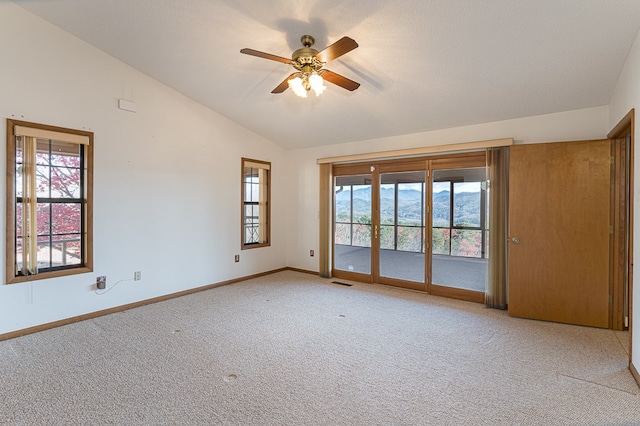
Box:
511 237 520 244
374 225 379 239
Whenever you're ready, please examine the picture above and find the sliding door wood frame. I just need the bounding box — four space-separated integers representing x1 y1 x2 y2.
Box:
329 151 490 302
376 160 428 291
318 138 514 279
332 163 375 283
608 109 634 365
429 152 488 303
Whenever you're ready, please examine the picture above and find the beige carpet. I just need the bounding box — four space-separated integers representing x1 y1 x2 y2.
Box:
0 270 638 425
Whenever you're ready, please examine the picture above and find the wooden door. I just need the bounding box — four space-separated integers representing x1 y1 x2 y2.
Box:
508 140 611 328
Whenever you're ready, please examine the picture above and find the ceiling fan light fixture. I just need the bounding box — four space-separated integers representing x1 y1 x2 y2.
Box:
288 76 307 98
309 72 326 96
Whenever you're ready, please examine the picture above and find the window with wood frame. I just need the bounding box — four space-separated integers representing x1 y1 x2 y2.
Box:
6 119 93 283
241 158 270 249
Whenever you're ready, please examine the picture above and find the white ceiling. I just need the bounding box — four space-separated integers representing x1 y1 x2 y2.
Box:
11 0 640 150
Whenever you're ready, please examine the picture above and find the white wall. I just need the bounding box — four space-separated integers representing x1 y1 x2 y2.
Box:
609 28 640 371
285 106 610 272
0 3 287 334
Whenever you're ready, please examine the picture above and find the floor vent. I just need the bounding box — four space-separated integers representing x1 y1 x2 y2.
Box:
331 281 353 287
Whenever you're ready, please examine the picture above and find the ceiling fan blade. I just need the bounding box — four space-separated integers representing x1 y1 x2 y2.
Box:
271 73 297 93
321 70 360 91
315 37 358 63
240 48 292 64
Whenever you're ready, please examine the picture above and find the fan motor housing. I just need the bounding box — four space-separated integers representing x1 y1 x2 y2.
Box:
292 47 319 63
292 35 322 68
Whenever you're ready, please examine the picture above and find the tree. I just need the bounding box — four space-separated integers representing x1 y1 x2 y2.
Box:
33 150 82 263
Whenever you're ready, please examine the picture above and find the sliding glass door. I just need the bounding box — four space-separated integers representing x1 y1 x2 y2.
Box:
332 153 488 301
431 167 487 294
333 172 373 281
377 167 426 289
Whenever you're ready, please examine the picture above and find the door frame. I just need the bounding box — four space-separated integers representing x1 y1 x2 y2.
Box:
608 109 634 363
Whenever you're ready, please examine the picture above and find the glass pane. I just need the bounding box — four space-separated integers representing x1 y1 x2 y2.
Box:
16 236 23 269
380 183 395 225
397 182 423 226
16 137 23 163
379 171 425 282
50 167 81 198
36 203 50 236
244 203 259 244
432 181 450 227
244 222 258 244
397 226 423 252
334 185 351 223
380 249 424 282
52 203 81 235
51 154 80 167
54 236 81 266
453 181 481 227
334 244 371 274
16 164 23 198
16 203 22 237
431 253 487 292
334 174 371 275
352 224 371 247
250 183 260 202
36 151 50 165
351 184 371 224
50 140 80 166
379 224 395 249
451 229 482 258
36 139 51 165
36 165 50 198
244 204 258 218
244 181 258 202
431 167 487 292
334 223 351 245
37 237 52 269
243 167 257 183
432 228 451 255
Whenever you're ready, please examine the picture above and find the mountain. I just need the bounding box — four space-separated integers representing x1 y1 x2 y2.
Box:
336 187 480 227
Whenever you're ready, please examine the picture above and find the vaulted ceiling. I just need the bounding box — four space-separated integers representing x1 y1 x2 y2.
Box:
11 0 640 150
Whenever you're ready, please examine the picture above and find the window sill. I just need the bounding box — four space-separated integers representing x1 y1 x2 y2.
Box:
6 266 93 284
241 243 271 250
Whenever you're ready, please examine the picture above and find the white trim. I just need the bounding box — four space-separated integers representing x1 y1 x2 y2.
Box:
317 138 513 164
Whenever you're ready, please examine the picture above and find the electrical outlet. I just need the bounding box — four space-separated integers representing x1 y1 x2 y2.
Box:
134 271 142 281
310 249 315 257
234 254 240 263
96 276 106 290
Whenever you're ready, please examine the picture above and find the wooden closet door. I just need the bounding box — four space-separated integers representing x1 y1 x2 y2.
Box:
508 140 610 328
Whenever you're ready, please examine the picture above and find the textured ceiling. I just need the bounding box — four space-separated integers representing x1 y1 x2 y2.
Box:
11 0 640 150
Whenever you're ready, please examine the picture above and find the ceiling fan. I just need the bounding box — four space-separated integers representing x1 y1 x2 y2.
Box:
240 35 360 97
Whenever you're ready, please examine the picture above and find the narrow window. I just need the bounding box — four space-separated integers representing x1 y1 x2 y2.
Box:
6 120 93 283
241 158 270 249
